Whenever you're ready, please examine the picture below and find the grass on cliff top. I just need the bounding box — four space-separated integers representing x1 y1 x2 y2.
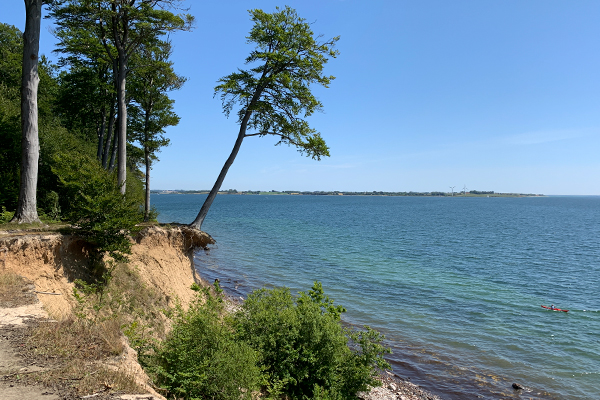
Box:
6 259 175 397
0 272 37 308
0 219 176 234
0 220 67 233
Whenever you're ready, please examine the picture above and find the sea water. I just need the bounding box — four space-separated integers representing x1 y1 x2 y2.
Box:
153 194 600 400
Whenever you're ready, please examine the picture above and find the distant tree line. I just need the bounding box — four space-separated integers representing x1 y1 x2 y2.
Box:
152 189 543 197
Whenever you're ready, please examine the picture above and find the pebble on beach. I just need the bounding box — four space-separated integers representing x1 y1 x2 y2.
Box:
357 373 442 400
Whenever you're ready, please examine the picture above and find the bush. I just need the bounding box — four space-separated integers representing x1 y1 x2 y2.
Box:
40 190 61 220
0 206 14 224
235 282 390 400
150 282 390 400
151 286 261 400
52 150 143 264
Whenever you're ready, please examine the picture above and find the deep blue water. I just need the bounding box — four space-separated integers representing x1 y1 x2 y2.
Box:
153 194 600 400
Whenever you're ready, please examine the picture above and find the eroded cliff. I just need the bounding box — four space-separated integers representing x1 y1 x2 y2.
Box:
0 225 214 318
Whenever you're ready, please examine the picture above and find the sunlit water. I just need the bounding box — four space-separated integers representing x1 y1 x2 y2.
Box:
153 194 600 400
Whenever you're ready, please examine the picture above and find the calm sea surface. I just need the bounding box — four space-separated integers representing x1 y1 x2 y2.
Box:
153 194 600 400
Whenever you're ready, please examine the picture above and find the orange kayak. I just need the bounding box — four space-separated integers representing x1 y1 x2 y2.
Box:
541 305 568 312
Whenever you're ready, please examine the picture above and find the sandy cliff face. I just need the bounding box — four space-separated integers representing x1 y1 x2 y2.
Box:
0 226 214 318
0 233 86 317
130 225 214 309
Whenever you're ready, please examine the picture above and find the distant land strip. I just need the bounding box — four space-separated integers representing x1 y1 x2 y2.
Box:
152 190 544 197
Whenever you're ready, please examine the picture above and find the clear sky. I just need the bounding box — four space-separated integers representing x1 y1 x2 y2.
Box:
3 1 600 195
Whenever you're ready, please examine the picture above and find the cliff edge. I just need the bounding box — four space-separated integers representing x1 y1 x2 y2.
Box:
0 225 214 400
0 225 214 318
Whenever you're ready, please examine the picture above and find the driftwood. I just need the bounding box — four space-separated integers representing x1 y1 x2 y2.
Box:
33 290 61 295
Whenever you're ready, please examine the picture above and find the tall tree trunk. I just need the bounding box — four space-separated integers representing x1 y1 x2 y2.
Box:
12 0 42 224
142 104 153 222
96 106 106 161
190 80 267 230
189 116 250 229
109 119 118 172
102 104 115 169
144 147 151 222
116 55 127 194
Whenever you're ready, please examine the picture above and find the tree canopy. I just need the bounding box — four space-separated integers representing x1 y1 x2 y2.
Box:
48 0 193 193
128 38 184 220
217 6 338 159
190 6 339 229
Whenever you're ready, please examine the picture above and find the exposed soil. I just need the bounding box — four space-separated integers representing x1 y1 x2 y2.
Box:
0 278 163 400
0 273 61 400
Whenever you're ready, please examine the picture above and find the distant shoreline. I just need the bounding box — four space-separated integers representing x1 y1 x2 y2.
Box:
151 190 545 198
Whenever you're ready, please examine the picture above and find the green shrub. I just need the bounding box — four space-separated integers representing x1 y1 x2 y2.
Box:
152 286 261 400
150 282 390 400
234 282 390 400
52 151 142 264
0 206 14 223
337 326 391 397
40 190 61 220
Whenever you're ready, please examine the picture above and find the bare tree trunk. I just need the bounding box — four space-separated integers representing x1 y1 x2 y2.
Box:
144 147 151 221
142 104 153 221
116 56 127 194
189 118 249 229
11 0 42 224
190 81 268 230
109 120 118 172
96 106 106 161
102 104 115 168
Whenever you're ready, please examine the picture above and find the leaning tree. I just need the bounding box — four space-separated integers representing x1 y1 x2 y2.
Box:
189 6 339 230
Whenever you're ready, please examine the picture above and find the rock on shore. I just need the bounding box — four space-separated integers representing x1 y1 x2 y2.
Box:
358 373 443 400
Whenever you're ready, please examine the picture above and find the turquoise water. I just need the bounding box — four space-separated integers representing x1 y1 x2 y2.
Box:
153 194 600 400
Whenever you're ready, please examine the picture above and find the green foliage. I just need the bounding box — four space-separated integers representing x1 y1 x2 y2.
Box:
0 23 22 88
152 287 261 400
235 282 388 400
215 6 339 160
338 327 391 397
48 0 195 62
72 268 114 319
40 190 61 220
0 24 25 210
152 282 390 400
190 282 202 292
0 207 14 224
56 60 113 143
0 93 20 209
52 148 143 264
128 38 183 156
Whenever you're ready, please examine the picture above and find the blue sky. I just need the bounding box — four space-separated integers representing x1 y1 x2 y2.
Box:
4 1 600 194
